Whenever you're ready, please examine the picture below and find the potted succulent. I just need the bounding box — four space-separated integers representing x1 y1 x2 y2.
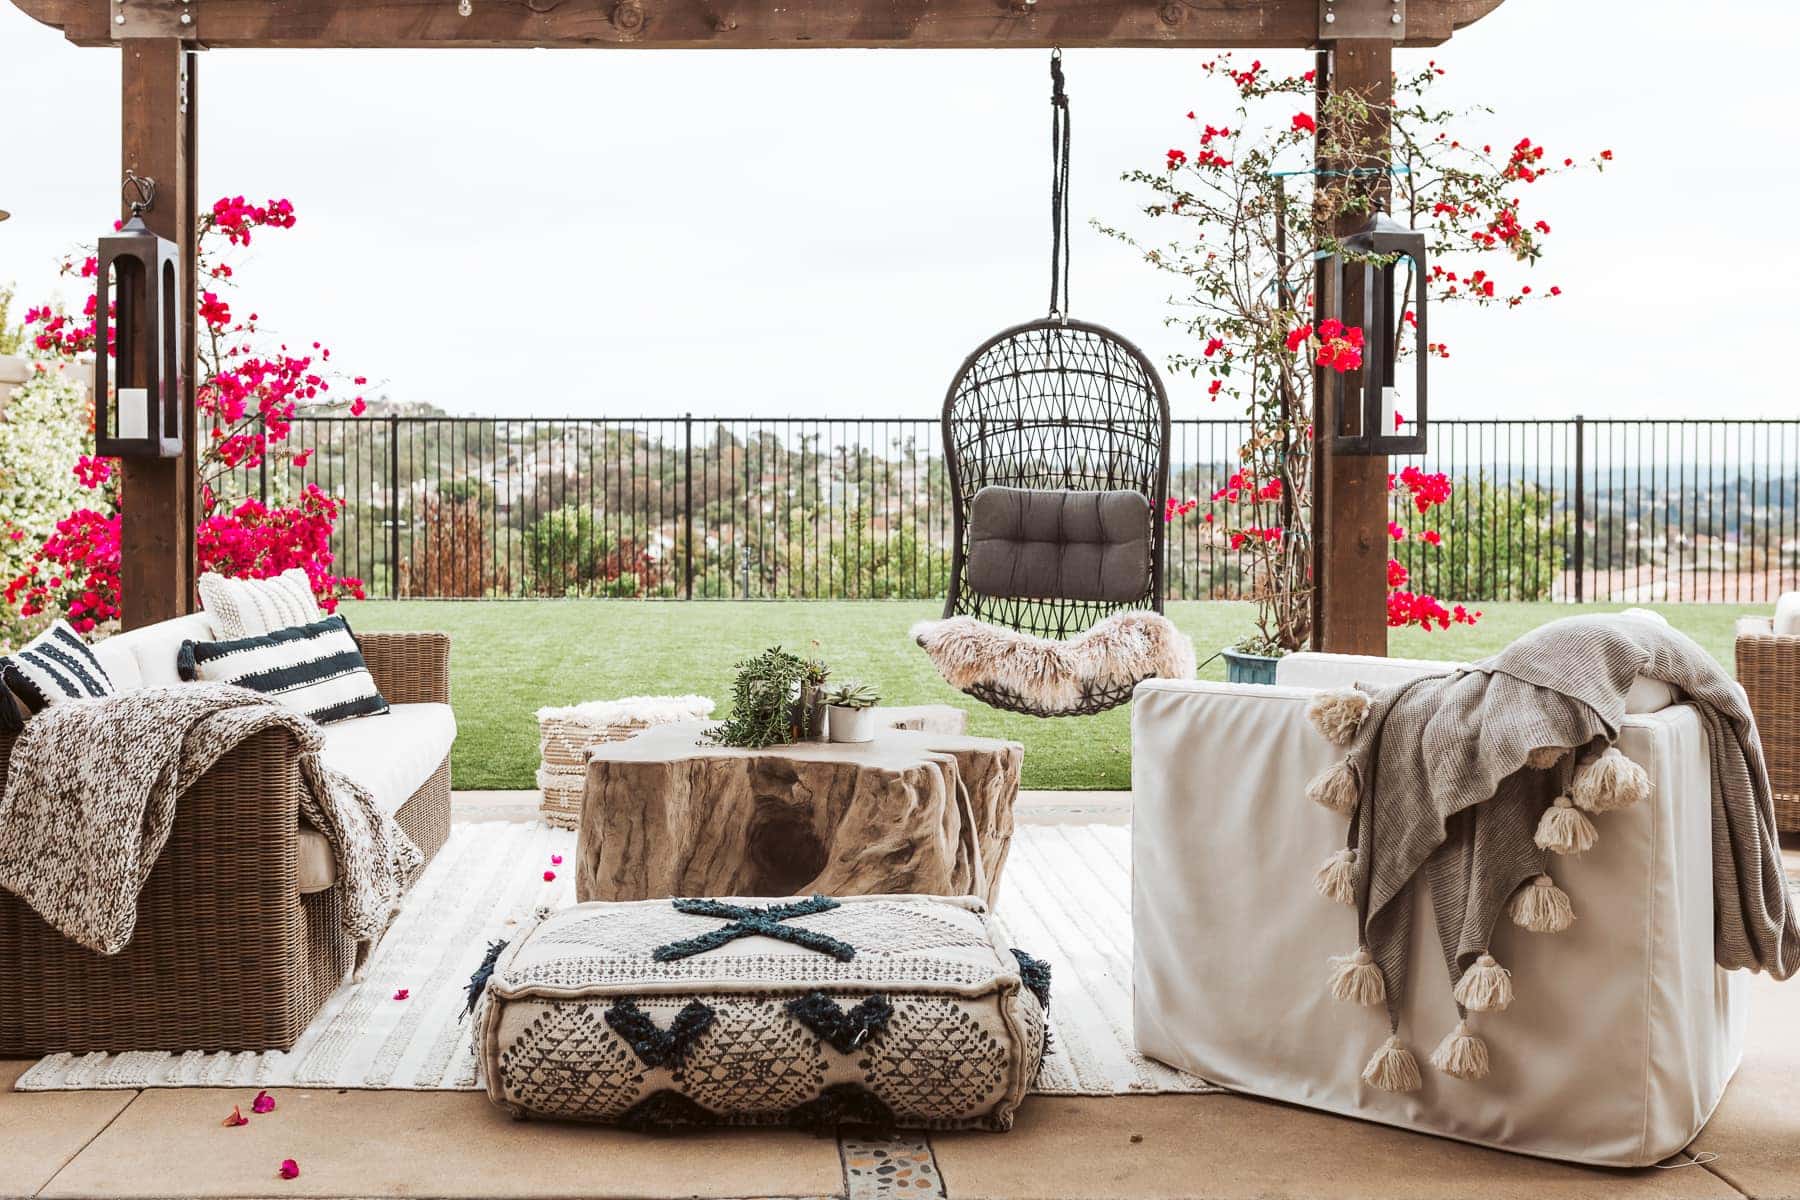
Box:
823 680 880 744
798 652 831 741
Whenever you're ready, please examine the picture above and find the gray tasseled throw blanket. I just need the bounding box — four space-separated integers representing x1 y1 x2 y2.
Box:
0 683 421 957
1305 613 1797 1091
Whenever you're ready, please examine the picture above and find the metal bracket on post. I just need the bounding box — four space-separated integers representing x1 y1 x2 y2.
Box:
111 0 196 39
1319 0 1404 39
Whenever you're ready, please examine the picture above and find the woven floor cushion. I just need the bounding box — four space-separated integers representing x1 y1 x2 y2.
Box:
474 893 1050 1131
534 695 715 828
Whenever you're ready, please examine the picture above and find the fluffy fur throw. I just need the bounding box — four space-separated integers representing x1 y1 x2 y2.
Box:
911 611 1196 710
0 683 421 957
535 695 716 727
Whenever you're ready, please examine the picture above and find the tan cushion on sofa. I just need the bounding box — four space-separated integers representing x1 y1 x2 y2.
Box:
298 702 457 893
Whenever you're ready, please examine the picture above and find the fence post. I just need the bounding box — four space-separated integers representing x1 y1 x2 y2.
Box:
1573 413 1585 603
388 414 400 600
683 412 695 600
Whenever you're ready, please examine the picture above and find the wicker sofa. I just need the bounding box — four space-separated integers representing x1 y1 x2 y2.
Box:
1736 591 1799 833
0 613 454 1057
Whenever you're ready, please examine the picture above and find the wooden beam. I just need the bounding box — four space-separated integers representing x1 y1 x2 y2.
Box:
118 39 198 629
1310 38 1390 656
16 0 1505 51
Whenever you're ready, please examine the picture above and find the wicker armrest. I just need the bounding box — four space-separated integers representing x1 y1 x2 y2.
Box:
358 630 451 705
1736 617 1799 808
0 722 345 1054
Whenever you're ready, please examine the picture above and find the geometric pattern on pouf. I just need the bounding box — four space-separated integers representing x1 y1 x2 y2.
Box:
474 893 1049 1131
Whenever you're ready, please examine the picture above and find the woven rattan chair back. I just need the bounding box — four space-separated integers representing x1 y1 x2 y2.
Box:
939 318 1171 716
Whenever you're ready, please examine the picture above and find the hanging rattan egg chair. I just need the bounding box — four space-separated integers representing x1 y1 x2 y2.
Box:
918 51 1180 719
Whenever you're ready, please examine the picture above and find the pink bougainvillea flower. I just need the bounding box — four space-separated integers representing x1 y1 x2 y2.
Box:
251 1089 276 1114
222 1105 249 1128
1290 112 1317 134
349 397 368 417
543 870 557 882
393 988 410 1001
550 854 563 865
278 1159 300 1181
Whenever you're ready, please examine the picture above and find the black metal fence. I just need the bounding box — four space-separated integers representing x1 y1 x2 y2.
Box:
227 416 1800 605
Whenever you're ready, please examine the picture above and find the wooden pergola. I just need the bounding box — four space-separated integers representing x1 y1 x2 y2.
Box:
11 0 1503 655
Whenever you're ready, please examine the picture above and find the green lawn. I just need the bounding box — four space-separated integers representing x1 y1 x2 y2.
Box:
339 599 1763 792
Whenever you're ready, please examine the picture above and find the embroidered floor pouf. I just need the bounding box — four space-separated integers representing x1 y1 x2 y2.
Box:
473 893 1050 1131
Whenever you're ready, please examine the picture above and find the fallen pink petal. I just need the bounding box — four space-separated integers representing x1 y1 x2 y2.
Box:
393 988 410 1000
221 1105 248 1128
278 1159 300 1181
543 870 556 882
550 854 563 865
251 1089 276 1114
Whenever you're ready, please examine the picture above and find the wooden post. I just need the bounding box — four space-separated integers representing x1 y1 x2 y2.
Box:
118 40 197 628
1311 40 1391 656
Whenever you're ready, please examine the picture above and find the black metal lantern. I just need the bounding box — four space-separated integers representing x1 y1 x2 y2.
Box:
93 175 182 458
1321 213 1428 456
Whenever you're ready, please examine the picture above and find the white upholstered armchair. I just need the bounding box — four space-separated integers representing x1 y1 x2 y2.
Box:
1130 652 1746 1167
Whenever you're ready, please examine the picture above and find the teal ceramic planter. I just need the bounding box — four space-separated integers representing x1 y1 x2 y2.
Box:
1222 647 1281 686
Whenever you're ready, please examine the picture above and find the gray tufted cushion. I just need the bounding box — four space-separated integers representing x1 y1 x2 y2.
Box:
966 487 1152 603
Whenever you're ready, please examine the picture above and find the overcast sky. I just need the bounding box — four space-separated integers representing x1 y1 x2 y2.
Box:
2 0 1794 421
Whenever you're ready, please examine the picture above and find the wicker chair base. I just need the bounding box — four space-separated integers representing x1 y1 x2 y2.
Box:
964 677 1140 718
0 750 453 1058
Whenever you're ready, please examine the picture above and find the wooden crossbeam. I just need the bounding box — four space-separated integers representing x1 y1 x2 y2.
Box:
15 0 1503 51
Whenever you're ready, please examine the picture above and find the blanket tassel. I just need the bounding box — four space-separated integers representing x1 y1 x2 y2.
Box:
1307 688 1370 747
1508 874 1575 933
1533 796 1598 855
1362 1035 1422 1093
1327 947 1386 1006
1428 1021 1491 1081
1305 760 1358 816
1452 953 1514 1013
1312 848 1357 907
1572 746 1652 813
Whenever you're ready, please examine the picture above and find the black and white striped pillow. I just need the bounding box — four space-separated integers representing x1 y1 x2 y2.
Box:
178 615 389 725
0 620 116 714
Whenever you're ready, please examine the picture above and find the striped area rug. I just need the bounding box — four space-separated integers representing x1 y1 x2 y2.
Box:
14 821 1217 1096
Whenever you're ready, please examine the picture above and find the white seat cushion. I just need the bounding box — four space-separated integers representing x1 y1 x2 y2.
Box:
90 612 218 692
300 703 456 893
1275 649 1676 714
1776 592 1800 636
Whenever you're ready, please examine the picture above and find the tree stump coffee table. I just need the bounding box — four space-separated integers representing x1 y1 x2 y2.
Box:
576 721 1021 906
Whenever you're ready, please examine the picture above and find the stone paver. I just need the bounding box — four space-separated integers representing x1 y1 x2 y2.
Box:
1690 969 1800 1200
38 1086 845 1199
929 1095 1746 1200
0 1059 136 1199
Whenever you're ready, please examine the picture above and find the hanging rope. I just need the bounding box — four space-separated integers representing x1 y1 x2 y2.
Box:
1048 48 1072 321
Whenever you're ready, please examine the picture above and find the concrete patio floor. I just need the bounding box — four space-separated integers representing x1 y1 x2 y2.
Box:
3 792 1795 1200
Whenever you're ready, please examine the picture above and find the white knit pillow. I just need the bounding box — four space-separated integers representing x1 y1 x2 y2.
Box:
198 568 324 638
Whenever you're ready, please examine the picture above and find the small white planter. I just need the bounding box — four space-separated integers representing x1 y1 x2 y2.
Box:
827 705 877 744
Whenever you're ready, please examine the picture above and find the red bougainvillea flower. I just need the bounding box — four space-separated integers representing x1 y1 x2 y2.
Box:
1202 337 1225 357
1290 112 1316 134
543 870 557 882
1387 558 1410 589
222 1106 249 1128
251 1090 276 1115
1421 529 1443 547
1387 521 1407 542
1314 319 1365 372
278 1160 300 1181
349 397 368 417
393 988 410 1001
1166 148 1188 170
1284 322 1313 353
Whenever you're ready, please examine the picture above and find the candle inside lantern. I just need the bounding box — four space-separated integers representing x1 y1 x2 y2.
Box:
118 387 148 441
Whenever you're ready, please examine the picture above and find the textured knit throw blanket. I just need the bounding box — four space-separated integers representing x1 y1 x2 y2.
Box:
1302 613 1798 1093
0 683 421 957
